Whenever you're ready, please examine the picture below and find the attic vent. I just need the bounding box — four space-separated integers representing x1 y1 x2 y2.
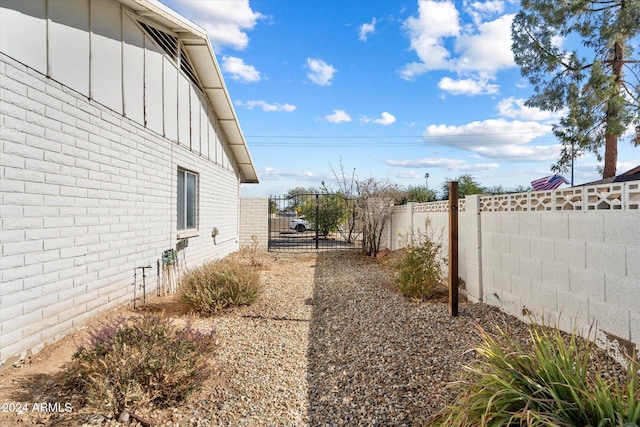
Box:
139 21 201 89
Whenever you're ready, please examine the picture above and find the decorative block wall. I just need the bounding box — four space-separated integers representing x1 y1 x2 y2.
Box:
389 182 640 359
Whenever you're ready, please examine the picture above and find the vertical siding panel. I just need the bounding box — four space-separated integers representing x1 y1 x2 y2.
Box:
48 0 90 95
122 12 144 124
144 38 163 134
190 86 202 154
163 58 178 140
177 75 190 146
89 0 122 113
0 0 47 73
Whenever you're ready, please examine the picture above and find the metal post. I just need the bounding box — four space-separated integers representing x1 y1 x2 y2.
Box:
448 181 459 317
315 193 319 250
133 268 137 310
268 197 272 252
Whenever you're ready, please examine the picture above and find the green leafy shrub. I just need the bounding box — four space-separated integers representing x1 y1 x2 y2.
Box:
62 314 216 413
435 323 640 426
179 258 262 315
395 224 445 300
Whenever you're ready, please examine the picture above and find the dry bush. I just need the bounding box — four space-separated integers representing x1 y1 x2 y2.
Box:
394 223 446 300
179 258 262 315
61 314 216 414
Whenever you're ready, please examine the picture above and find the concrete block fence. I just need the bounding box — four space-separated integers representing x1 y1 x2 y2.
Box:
239 198 269 250
387 182 640 362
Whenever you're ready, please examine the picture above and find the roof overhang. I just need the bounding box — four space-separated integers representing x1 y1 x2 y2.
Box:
116 0 259 183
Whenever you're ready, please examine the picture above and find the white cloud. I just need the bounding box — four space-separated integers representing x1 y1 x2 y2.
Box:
398 62 431 81
359 18 377 41
385 157 500 171
362 112 397 125
306 58 336 86
222 56 261 83
423 118 558 161
438 77 499 95
323 109 352 123
259 167 321 181
389 170 425 179
235 100 296 112
402 0 460 73
454 14 515 74
464 0 505 26
175 0 264 51
473 144 560 161
424 118 550 146
497 97 564 122
400 0 516 95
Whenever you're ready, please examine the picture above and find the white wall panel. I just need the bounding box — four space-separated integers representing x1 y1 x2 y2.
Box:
207 120 215 161
49 0 90 95
0 0 47 73
177 75 190 145
90 0 122 113
191 87 202 154
163 58 178 140
199 101 208 157
122 14 144 124
144 39 163 134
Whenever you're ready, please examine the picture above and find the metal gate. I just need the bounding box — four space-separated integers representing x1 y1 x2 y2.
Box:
268 193 362 252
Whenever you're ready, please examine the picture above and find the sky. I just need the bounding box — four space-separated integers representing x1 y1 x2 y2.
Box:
162 0 640 197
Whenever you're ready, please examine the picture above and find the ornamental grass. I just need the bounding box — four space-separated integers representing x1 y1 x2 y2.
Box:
435 323 639 427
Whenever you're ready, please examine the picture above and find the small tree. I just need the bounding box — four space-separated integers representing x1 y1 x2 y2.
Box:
356 178 402 256
299 184 349 238
286 186 318 213
397 185 437 204
330 159 359 243
440 174 485 200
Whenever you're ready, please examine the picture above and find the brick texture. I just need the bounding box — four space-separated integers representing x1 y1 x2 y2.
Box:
1 53 243 365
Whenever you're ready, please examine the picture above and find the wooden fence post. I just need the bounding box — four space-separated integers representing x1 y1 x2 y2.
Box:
449 181 459 317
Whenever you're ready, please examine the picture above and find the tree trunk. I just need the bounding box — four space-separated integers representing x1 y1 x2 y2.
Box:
603 133 618 178
603 40 624 179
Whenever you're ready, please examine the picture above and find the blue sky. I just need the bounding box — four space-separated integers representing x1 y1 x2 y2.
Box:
162 0 639 197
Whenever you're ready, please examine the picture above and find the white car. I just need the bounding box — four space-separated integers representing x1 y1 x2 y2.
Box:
290 216 311 232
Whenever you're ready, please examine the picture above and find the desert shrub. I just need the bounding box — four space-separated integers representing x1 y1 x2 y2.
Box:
62 314 216 413
395 224 445 300
179 258 262 315
435 323 640 426
235 235 269 268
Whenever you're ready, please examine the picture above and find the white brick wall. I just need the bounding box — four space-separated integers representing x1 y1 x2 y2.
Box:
1 53 243 366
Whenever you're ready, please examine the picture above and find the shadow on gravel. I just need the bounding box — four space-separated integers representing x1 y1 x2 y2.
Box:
305 252 450 426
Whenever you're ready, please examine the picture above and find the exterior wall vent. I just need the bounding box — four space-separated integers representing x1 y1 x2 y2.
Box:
138 21 201 89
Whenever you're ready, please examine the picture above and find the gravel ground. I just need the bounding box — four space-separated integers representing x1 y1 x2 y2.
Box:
0 251 627 427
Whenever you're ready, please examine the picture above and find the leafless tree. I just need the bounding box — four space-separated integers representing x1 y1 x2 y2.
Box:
356 178 401 256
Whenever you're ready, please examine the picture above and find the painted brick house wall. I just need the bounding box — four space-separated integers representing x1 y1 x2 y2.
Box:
0 0 256 366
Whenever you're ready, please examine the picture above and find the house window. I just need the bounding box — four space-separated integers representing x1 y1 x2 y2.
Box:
177 168 198 231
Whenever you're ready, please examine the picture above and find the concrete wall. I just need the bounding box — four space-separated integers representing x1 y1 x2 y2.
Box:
1 45 242 365
389 182 640 359
239 198 269 250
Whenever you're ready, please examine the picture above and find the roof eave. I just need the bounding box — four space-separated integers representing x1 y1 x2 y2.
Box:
122 0 259 184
